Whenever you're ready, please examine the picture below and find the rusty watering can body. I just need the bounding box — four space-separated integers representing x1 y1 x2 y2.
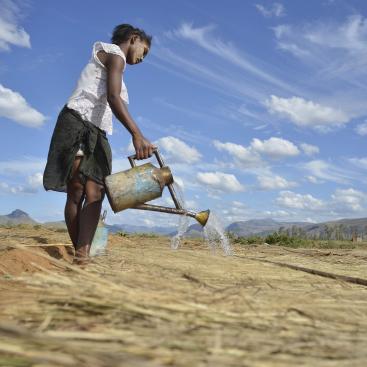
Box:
105 161 173 212
105 150 210 226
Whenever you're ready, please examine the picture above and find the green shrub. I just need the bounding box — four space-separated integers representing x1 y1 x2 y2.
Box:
246 236 263 244
132 232 159 238
16 224 32 229
116 231 128 237
264 233 309 247
228 233 263 245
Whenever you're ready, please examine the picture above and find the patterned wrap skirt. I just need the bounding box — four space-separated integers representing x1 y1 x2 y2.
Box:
43 105 112 192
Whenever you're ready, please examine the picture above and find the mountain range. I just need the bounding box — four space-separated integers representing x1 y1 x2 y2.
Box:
0 209 37 225
2 209 367 239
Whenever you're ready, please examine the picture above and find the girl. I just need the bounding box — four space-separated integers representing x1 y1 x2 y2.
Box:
43 24 155 263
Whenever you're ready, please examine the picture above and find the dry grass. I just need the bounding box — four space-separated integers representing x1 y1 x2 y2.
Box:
0 226 367 366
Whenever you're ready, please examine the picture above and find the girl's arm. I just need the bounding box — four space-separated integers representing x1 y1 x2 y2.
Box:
105 53 155 160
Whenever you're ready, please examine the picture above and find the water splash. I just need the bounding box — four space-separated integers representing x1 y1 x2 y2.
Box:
170 213 189 250
204 212 232 256
169 181 232 255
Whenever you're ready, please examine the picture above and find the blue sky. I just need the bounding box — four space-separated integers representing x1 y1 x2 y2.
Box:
1 0 367 227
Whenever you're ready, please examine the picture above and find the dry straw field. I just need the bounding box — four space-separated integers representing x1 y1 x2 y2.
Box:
0 225 367 366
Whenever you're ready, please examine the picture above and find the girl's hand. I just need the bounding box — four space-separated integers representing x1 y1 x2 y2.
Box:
132 133 156 160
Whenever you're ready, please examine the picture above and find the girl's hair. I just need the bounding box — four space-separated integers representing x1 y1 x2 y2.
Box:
111 24 152 47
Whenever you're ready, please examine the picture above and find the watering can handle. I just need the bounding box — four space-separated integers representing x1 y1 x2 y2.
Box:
128 149 166 168
127 148 183 210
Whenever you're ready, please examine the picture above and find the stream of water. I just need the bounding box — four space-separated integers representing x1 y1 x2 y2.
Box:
170 213 190 250
170 181 232 255
203 212 232 256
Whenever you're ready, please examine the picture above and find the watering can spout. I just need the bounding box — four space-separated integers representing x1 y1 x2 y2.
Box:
133 204 210 227
195 210 210 227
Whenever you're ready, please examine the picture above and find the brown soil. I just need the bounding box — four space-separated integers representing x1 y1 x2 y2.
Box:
0 246 73 275
0 226 367 366
0 226 73 275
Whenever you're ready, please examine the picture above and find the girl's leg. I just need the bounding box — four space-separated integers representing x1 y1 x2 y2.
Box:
65 157 85 249
75 179 105 259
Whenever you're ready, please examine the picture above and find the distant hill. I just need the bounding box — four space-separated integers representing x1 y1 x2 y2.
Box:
227 217 367 240
180 223 205 238
227 219 311 237
3 209 367 240
0 209 37 225
300 217 367 239
116 217 367 239
42 221 175 235
106 223 175 235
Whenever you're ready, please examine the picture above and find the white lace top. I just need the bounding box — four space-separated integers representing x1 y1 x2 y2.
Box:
67 42 129 135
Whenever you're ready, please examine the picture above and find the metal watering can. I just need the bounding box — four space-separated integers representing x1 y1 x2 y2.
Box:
104 149 210 226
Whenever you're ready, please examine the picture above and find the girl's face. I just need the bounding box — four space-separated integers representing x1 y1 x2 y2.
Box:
127 37 149 65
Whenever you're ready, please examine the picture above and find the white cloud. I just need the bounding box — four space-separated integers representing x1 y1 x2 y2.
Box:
257 175 296 190
232 200 245 208
273 24 313 59
250 137 299 158
263 186 367 221
172 23 293 91
265 95 349 130
273 24 289 39
331 188 367 212
185 199 198 210
172 176 185 190
355 121 367 136
263 209 291 218
276 190 324 210
305 15 367 53
306 175 322 184
125 140 135 154
151 46 267 103
222 206 247 217
0 0 31 51
0 181 23 194
273 15 367 82
111 157 132 174
349 157 367 170
150 196 177 208
276 41 311 58
0 156 45 175
270 16 367 122
142 218 155 227
300 143 319 156
255 3 285 18
303 160 350 184
213 137 299 172
196 171 245 192
0 172 43 195
111 205 179 228
0 84 46 127
156 136 202 164
27 172 43 189
213 140 261 166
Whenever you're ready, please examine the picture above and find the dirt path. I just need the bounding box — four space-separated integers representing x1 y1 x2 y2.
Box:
1 227 367 366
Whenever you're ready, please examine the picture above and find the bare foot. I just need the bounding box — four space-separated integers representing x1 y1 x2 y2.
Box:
73 245 91 266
